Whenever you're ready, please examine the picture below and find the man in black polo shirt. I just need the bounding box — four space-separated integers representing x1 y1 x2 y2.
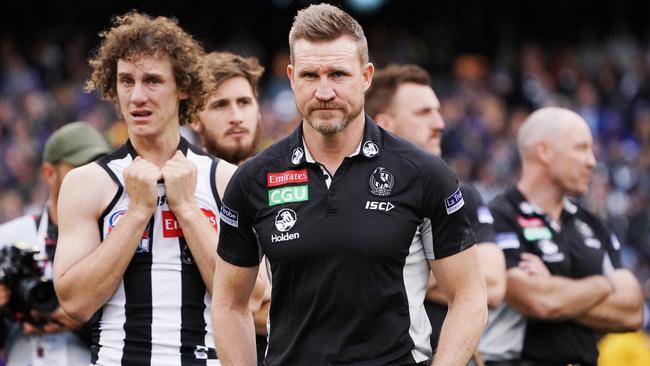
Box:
365 63 506 354
212 4 488 366
479 107 645 366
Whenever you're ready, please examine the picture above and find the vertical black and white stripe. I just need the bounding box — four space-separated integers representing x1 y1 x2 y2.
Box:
93 139 220 366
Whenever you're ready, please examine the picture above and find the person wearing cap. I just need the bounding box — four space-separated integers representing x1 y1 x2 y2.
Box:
0 121 112 366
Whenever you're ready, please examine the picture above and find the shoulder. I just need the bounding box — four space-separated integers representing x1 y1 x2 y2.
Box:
487 189 516 216
60 162 117 215
215 160 238 198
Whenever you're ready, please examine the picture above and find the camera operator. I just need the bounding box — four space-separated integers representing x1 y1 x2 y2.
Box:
0 122 112 365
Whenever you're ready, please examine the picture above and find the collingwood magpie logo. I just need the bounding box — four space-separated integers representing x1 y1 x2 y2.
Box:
369 167 394 196
291 147 304 165
272 208 299 243
362 141 379 158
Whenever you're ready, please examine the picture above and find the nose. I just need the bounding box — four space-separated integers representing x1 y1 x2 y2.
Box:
230 105 244 125
131 81 147 105
314 79 335 102
586 149 596 168
430 111 446 131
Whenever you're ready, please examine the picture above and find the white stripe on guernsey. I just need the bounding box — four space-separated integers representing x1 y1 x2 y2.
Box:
420 219 436 260
478 304 525 361
150 185 183 365
204 292 215 350
404 226 434 362
96 280 127 365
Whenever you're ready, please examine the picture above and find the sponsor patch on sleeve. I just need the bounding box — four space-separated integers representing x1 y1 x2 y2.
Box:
219 203 239 228
444 187 465 215
477 206 494 224
495 232 520 250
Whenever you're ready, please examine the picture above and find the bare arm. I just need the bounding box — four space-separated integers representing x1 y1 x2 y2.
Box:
430 246 487 366
249 259 271 336
575 269 644 331
212 256 259 366
506 253 612 320
425 242 506 309
478 243 507 307
53 161 158 322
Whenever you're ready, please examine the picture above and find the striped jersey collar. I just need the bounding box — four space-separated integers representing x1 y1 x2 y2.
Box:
125 136 190 159
287 114 382 167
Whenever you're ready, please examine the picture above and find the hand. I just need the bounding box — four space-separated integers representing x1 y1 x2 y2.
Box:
124 157 161 216
161 151 198 217
0 284 10 307
23 307 81 335
518 252 551 277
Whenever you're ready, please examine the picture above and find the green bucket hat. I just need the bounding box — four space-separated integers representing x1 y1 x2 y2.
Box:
43 121 113 166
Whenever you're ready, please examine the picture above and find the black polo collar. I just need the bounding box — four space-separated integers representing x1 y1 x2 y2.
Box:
286 114 382 168
506 186 578 217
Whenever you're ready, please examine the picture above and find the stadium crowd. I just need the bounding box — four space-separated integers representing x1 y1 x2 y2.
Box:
0 3 649 363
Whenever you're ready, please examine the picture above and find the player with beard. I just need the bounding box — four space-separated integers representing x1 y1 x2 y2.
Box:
191 51 271 365
192 52 263 166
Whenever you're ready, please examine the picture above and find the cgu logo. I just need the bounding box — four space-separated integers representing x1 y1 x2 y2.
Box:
162 209 218 238
268 185 309 206
365 201 395 212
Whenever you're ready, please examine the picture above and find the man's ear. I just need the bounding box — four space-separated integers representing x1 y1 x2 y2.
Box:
287 64 295 90
362 62 374 92
188 119 203 134
41 163 57 186
536 140 553 164
374 113 395 133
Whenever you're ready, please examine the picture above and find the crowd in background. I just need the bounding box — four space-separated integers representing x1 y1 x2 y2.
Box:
1 7 650 324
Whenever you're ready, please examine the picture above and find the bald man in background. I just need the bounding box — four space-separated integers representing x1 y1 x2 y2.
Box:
479 107 645 366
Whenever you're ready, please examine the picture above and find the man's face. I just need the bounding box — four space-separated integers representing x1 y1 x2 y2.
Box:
193 76 260 165
389 83 445 156
547 120 596 196
116 55 186 138
288 36 373 135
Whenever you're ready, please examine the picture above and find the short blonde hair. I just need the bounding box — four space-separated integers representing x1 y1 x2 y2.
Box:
289 3 368 65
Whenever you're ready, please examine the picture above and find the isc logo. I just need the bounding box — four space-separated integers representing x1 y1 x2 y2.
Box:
364 201 395 212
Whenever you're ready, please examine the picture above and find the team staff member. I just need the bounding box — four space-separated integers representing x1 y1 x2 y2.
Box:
479 107 645 365
0 122 112 366
365 63 506 352
191 51 271 364
212 4 487 366
53 12 237 365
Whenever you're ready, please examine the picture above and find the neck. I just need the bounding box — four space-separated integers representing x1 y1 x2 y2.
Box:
302 113 365 175
47 199 57 225
517 165 564 221
130 128 182 167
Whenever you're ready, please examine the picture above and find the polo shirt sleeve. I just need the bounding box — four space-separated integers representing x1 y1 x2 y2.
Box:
217 168 261 267
421 158 476 260
488 201 523 269
460 184 496 244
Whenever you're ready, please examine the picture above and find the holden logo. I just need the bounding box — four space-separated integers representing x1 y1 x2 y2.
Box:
275 208 297 232
369 167 394 196
291 147 304 165
362 141 379 158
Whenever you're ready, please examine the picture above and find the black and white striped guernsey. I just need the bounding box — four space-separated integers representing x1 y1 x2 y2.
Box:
92 137 221 366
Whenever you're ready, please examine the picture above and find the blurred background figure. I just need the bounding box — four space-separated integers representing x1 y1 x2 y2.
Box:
0 121 112 366
365 63 506 357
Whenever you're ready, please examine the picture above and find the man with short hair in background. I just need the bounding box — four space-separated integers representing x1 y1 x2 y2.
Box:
365 63 506 356
0 121 112 365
